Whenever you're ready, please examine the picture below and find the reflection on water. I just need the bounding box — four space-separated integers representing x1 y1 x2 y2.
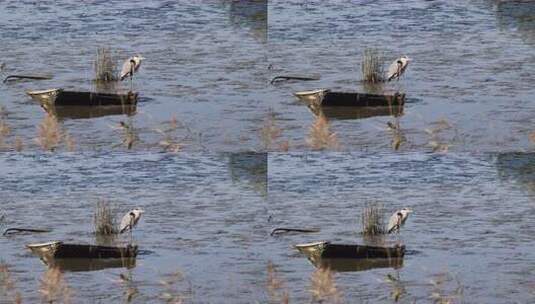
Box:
228 152 267 195
308 257 404 273
43 104 137 120
496 152 535 194
40 258 137 273
229 0 267 43
495 0 535 45
308 105 404 120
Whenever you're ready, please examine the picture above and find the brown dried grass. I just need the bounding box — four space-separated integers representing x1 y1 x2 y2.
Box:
361 202 386 235
94 199 118 235
94 47 118 82
0 263 22 304
39 267 72 304
307 114 339 150
266 262 289 304
310 267 341 303
36 114 62 151
260 111 290 151
361 48 385 83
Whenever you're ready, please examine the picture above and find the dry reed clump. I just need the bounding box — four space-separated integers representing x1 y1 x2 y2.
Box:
361 202 386 235
36 114 62 151
94 47 118 82
310 267 342 303
39 267 71 304
361 48 385 83
266 262 289 304
0 263 22 304
94 199 118 235
307 114 339 150
260 111 289 152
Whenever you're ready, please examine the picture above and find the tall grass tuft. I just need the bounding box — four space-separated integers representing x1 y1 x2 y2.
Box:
36 114 62 151
361 48 385 83
39 267 71 304
361 202 386 235
94 199 118 235
0 108 10 148
0 263 22 304
307 114 339 150
309 267 341 303
14 136 23 152
260 111 289 152
94 47 118 82
266 262 289 304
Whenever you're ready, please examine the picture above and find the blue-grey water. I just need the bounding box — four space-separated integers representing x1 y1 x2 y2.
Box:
0 0 267 152
268 152 535 303
268 0 535 152
0 152 268 303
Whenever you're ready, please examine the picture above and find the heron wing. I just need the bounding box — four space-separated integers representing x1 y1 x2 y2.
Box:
120 59 132 80
119 212 132 233
386 60 400 80
387 213 399 233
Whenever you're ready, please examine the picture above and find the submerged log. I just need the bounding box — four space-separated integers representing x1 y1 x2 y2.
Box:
41 257 137 272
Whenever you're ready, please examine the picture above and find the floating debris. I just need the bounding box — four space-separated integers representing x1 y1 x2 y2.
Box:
270 74 320 84
3 228 52 236
270 227 320 236
3 74 53 83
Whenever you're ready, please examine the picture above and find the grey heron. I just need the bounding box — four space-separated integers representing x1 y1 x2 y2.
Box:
387 208 412 233
120 55 144 91
119 208 144 234
386 56 411 81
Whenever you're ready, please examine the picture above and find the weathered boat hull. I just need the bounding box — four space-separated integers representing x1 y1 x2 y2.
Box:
295 241 405 269
27 89 138 107
27 241 138 261
295 89 405 108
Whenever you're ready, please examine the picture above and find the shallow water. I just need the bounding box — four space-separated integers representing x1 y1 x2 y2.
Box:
0 0 268 152
0 152 268 303
268 152 535 303
268 0 535 152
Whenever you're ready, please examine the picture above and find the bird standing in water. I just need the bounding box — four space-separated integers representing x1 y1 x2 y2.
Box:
387 56 411 81
387 208 412 233
120 55 144 91
119 208 144 242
